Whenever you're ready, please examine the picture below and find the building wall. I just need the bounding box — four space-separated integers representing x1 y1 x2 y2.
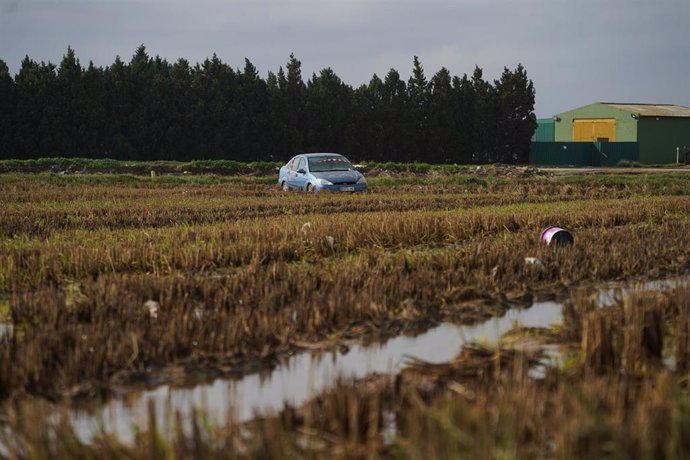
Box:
533 118 555 142
637 117 690 164
530 141 638 166
547 102 690 164
554 103 638 142
530 142 594 166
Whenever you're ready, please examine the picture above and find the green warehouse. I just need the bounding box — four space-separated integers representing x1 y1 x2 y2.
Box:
553 102 690 164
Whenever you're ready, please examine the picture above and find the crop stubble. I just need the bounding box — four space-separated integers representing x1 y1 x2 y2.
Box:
2 175 690 398
2 172 690 458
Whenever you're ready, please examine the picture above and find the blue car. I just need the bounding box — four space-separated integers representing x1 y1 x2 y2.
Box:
278 153 367 193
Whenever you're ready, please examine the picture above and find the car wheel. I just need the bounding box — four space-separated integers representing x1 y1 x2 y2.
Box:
281 181 289 192
306 183 315 192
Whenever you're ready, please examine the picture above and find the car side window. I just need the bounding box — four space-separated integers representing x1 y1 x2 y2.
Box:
287 159 295 170
296 158 305 172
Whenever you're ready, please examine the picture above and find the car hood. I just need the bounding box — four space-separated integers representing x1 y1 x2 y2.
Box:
311 170 362 183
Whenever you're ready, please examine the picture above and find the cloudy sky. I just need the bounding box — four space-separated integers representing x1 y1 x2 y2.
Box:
1 0 688 116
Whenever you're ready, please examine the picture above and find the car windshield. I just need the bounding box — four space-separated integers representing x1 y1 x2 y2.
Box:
308 156 352 172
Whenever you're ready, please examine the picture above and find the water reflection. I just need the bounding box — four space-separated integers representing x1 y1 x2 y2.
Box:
29 276 690 443
596 277 689 306
71 301 563 441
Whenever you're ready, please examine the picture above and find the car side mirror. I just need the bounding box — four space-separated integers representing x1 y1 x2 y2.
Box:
297 168 306 174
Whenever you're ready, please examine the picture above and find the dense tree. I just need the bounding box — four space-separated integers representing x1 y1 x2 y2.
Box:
0 47 538 164
469 66 495 163
381 68 409 161
0 59 15 157
452 74 476 164
353 74 385 161
406 56 430 161
492 64 536 163
280 54 307 157
78 61 109 157
51 47 84 155
266 67 287 159
189 54 238 159
236 58 271 160
13 56 58 158
159 58 194 160
305 68 354 153
428 67 455 163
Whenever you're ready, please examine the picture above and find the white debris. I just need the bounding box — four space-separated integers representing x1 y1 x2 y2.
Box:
150 170 156 177
524 257 545 271
490 265 499 278
325 235 335 249
301 222 313 235
144 300 160 319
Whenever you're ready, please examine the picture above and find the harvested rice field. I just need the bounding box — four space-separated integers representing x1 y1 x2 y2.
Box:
2 166 690 458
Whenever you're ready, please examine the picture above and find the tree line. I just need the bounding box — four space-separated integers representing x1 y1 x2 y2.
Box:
0 46 536 164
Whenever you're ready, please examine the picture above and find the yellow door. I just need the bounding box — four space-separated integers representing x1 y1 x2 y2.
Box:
572 118 616 142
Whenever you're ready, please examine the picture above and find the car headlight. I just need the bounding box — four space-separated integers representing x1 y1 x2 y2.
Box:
356 176 367 185
316 178 333 186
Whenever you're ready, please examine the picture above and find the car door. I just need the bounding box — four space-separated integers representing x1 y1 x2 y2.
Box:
284 157 297 188
293 157 308 190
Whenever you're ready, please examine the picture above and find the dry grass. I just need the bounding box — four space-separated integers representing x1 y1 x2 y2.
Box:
3 172 690 457
4 283 690 459
3 176 690 399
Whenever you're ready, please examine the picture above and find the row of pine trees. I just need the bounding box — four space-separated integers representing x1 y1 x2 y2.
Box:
0 46 536 164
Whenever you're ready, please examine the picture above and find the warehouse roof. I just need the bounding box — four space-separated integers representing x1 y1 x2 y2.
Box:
601 103 690 118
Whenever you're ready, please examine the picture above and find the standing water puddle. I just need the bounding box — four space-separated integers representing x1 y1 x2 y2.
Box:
17 276 690 442
0 297 10 340
0 324 11 339
70 301 563 441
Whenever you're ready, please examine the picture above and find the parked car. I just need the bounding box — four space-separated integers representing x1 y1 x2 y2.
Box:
278 153 367 192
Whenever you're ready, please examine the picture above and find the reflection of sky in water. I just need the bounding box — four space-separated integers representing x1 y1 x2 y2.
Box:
26 276 690 444
0 326 12 455
70 301 563 442
0 324 11 339
597 278 689 307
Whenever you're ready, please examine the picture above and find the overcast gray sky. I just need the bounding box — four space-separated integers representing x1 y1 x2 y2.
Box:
1 0 688 116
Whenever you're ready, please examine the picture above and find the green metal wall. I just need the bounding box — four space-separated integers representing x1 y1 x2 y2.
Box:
529 142 594 166
529 142 638 166
553 103 638 142
637 117 690 164
552 102 690 164
595 142 639 166
534 118 555 142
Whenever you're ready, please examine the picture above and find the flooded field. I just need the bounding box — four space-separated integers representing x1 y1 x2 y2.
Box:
68 300 562 442
3 170 690 458
24 276 685 446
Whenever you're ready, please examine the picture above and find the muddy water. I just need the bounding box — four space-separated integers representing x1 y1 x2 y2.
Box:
70 301 563 442
597 278 690 306
0 297 10 339
18 277 690 443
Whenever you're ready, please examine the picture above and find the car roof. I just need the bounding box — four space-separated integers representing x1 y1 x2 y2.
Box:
299 153 344 158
